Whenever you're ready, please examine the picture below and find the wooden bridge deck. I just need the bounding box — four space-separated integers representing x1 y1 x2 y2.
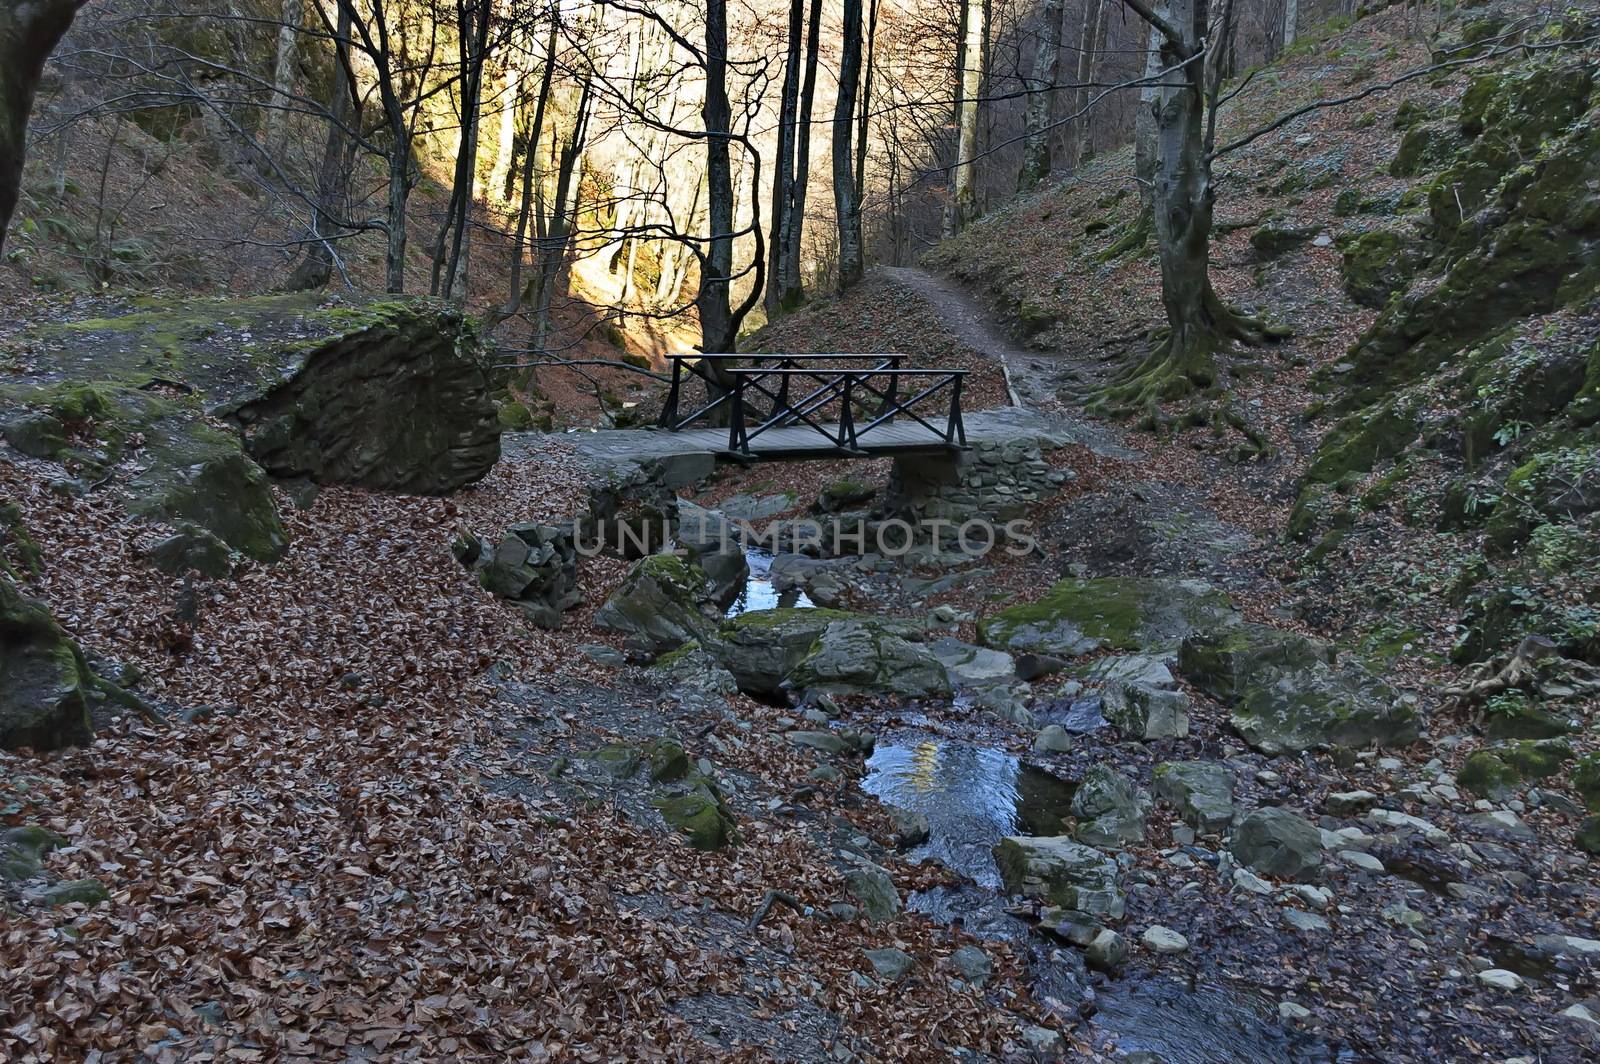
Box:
668 419 957 458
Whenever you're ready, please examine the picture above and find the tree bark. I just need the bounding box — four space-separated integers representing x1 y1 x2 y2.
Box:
1133 2 1167 213
698 0 738 353
770 0 821 311
284 3 356 291
832 0 864 290
1282 0 1299 49
1104 0 1277 412
0 0 88 257
1018 0 1065 191
946 0 983 235
764 0 804 319
264 0 302 155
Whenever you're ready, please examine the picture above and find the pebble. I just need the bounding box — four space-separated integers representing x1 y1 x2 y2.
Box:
1233 868 1274 895
1292 884 1332 910
1279 1001 1313 1021
1325 790 1379 815
1283 910 1331 933
1562 1003 1600 1027
1141 926 1190 954
1377 757 1403 772
1365 809 1449 843
1339 850 1386 873
1256 770 1281 784
949 945 992 987
1478 969 1525 991
1032 725 1073 753
1021 1026 1066 1054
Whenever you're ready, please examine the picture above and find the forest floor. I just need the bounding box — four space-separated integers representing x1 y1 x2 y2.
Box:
4 1 1600 1062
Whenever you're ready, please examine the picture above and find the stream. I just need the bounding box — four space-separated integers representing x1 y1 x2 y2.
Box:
725 547 815 617
861 730 1337 1063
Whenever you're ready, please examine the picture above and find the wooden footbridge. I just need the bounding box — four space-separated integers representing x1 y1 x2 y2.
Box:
658 354 967 458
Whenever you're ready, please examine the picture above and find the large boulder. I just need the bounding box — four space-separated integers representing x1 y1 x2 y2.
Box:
1101 681 1190 740
1 576 94 751
1230 808 1324 882
20 294 500 494
994 835 1124 918
1178 624 1420 754
711 607 861 696
1153 761 1235 832
784 619 951 699
1071 766 1148 848
594 554 722 656
978 577 1238 659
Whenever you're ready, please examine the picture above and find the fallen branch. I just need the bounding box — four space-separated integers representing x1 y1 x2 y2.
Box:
748 888 803 929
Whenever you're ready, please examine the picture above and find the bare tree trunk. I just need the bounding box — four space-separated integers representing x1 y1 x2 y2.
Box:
531 81 591 351
1134 2 1167 213
264 0 302 154
1018 0 1065 191
696 0 744 358
832 0 864 290
1104 0 1277 412
946 0 983 235
772 0 822 311
764 0 803 319
0 0 88 256
284 4 356 291
482 11 556 335
431 0 491 299
1282 0 1299 48
853 0 878 208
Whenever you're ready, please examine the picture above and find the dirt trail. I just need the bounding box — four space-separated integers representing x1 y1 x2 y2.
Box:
877 266 1034 408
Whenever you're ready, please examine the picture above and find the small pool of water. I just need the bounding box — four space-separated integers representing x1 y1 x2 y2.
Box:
725 548 816 618
860 733 1076 888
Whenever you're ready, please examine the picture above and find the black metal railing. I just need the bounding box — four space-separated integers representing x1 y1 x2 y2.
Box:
659 354 967 456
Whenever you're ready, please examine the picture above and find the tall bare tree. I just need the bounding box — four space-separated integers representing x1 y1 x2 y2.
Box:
832 0 865 290
946 0 984 234
1104 0 1278 411
1 0 90 255
1018 0 1065 191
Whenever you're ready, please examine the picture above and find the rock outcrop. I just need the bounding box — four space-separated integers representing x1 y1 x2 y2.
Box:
594 554 722 655
1179 624 1421 753
455 523 581 629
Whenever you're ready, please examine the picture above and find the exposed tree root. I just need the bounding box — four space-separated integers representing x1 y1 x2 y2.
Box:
1093 287 1290 458
1444 634 1600 718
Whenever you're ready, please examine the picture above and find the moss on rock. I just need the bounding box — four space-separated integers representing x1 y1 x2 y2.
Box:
1 575 95 752
977 577 1238 658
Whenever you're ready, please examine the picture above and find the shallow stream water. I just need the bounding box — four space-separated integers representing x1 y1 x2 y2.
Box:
724 547 815 617
861 729 1334 1063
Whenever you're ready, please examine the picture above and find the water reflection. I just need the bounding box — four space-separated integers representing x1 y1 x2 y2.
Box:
725 548 816 617
861 735 1075 889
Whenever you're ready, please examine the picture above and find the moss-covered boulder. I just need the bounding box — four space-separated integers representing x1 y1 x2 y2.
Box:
712 607 866 696
1 825 64 882
1463 739 1573 800
1484 448 1600 552
653 775 736 851
17 294 499 495
1389 122 1464 177
1152 761 1236 832
784 619 951 700
1178 624 1420 754
593 554 722 656
1071 766 1148 848
1577 816 1600 854
978 577 1238 659
1 574 95 751
994 835 1124 918
1459 750 1521 800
